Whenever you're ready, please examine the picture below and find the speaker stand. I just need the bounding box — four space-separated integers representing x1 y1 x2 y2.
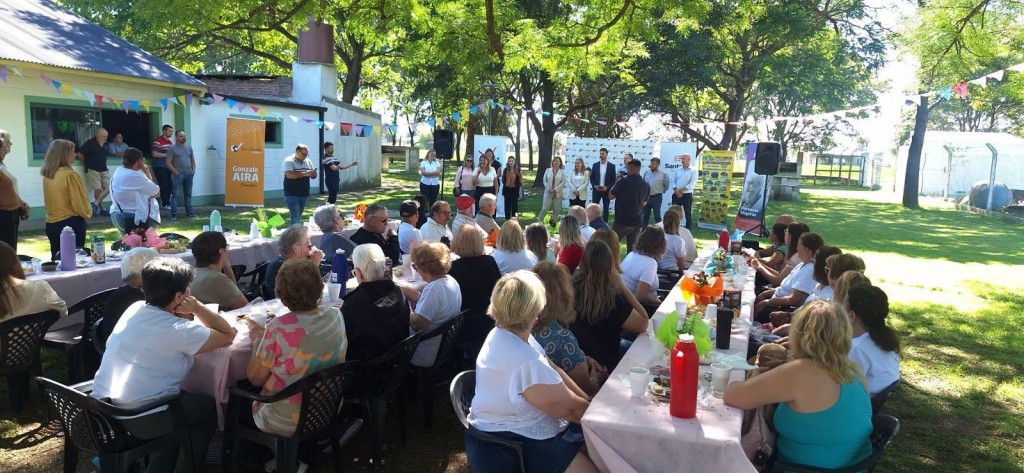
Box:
744 174 772 238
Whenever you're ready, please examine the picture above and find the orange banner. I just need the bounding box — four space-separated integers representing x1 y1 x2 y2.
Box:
225 118 266 206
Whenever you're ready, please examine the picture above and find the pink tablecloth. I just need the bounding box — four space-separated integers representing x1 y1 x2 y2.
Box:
181 311 256 430
581 253 757 473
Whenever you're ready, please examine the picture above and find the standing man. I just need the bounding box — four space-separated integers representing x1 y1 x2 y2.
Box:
609 159 650 253
642 157 670 227
590 148 616 222
672 153 698 229
321 141 357 204
283 144 317 225
151 125 174 208
107 133 128 157
76 128 111 216
166 131 196 219
617 153 632 179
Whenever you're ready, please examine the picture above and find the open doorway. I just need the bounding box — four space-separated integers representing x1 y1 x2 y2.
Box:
101 110 156 155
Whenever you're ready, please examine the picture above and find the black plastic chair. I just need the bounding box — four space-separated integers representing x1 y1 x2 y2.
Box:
37 377 191 473
222 361 360 473
43 288 117 383
416 311 467 430
230 264 246 283
238 261 270 302
768 414 900 473
345 331 423 470
449 370 525 473
871 380 900 415
90 317 106 356
0 310 60 411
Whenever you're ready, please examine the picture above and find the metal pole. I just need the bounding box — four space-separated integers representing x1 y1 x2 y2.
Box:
985 143 998 211
942 145 954 200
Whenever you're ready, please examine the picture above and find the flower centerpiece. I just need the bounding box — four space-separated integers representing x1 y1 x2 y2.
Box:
353 203 368 223
121 227 167 250
655 303 713 354
254 208 286 238
681 270 724 305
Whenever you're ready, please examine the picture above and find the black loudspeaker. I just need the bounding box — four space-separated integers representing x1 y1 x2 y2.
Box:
754 142 781 176
433 130 455 160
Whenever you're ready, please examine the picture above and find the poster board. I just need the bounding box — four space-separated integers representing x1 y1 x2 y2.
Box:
563 137 656 207
658 141 700 220
696 149 736 231
224 118 267 206
734 143 770 234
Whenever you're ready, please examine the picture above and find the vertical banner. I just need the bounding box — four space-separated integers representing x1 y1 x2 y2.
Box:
659 141 699 219
734 143 770 234
696 149 736 231
225 118 267 206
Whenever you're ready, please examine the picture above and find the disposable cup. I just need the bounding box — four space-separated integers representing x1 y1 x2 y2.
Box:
327 283 343 301
629 367 651 398
711 362 732 397
204 303 219 314
674 300 687 317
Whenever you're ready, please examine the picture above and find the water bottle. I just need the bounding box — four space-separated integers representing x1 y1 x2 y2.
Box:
59 226 76 271
337 251 349 298
670 334 699 419
209 210 221 231
92 234 106 264
716 307 733 350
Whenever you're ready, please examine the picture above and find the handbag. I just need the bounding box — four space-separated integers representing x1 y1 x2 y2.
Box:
741 404 776 470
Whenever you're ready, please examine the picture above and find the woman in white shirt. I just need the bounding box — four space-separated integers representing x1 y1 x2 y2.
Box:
492 219 539 274
472 152 498 205
804 246 842 303
538 156 565 227
566 158 590 208
621 226 665 306
752 222 809 287
846 285 900 395
400 242 463 367
467 270 595 473
657 208 688 271
110 148 160 234
419 149 442 206
754 232 823 323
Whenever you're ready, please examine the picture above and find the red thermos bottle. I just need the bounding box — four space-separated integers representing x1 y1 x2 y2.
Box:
670 334 699 418
718 230 730 250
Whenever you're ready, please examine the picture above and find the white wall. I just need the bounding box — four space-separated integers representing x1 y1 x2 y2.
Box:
322 100 382 189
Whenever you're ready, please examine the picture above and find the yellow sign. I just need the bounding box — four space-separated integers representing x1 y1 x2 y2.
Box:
225 118 267 206
697 149 736 231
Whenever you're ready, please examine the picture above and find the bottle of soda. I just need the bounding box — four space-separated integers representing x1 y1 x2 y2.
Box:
670 334 699 419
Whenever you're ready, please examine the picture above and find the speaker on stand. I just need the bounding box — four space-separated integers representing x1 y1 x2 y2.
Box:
748 142 780 237
433 130 456 199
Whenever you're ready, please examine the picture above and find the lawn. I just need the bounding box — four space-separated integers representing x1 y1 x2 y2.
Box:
3 176 1022 472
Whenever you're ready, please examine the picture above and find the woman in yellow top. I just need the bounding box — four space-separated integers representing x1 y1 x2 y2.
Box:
41 139 92 260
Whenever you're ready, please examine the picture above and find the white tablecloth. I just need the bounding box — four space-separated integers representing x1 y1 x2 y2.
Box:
581 250 758 473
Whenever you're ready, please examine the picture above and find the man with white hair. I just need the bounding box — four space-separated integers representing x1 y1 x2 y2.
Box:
569 205 594 242
586 203 609 230
95 247 159 359
341 244 411 361
452 195 487 240
475 193 500 234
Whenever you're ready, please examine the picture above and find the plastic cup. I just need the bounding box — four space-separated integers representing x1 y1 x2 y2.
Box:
674 300 687 317
202 225 210 232
204 303 219 314
629 367 651 397
711 362 732 397
215 225 224 233
327 283 342 301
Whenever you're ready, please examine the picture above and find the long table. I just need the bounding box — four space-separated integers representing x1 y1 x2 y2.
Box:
581 250 757 473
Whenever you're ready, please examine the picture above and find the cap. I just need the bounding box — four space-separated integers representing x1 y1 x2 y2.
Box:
456 195 476 211
399 200 418 217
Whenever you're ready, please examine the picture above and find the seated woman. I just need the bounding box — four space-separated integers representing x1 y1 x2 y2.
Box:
524 222 554 263
554 215 585 272
262 225 325 300
620 226 665 308
492 219 539 274
846 285 900 396
588 229 622 273
342 244 410 362
751 222 808 292
190 231 248 311
657 208 688 272
569 240 648 371
0 241 67 321
448 226 502 363
764 245 842 327
402 242 463 368
244 259 347 472
832 271 871 307
313 203 357 258
753 232 823 323
92 258 235 473
533 262 607 397
751 223 788 271
724 301 873 470
467 270 596 473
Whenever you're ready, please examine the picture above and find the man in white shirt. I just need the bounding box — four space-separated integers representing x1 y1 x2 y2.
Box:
672 153 698 229
92 258 236 473
451 195 487 240
420 200 454 244
642 157 670 227
568 205 594 242
398 200 422 254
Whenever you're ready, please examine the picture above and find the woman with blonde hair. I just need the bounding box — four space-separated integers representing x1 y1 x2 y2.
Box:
538 156 565 227
567 158 590 208
532 262 606 396
492 219 538 274
448 226 502 361
587 228 622 273
570 240 648 371
41 139 92 259
524 222 553 263
832 271 871 307
472 152 497 204
555 215 585 272
455 154 476 198
467 270 596 473
724 301 872 470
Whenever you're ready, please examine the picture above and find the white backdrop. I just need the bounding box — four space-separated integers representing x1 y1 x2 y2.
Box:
563 137 655 208
657 141 700 220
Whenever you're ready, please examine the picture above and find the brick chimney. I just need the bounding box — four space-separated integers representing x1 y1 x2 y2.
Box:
292 17 338 105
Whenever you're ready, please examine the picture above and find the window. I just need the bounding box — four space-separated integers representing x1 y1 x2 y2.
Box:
30 104 101 159
265 120 282 146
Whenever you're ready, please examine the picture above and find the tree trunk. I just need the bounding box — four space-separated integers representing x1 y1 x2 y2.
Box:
903 96 929 209
531 72 557 188
514 108 522 164
340 52 362 104
527 111 535 171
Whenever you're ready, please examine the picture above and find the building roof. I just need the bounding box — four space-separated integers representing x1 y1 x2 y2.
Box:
0 0 206 88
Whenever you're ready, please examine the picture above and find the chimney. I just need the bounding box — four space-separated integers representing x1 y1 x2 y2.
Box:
292 17 338 106
297 17 334 64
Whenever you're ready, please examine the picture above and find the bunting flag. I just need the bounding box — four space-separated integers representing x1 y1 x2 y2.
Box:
95 95 104 108
85 93 96 106
225 98 237 109
72 87 82 96
366 125 375 135
426 118 436 127
1008 64 1024 72
159 98 169 110
175 95 186 106
113 97 122 108
212 94 224 104
952 82 969 99
388 124 398 135
937 86 953 100
235 101 246 112
60 84 72 94
185 92 193 106
441 117 449 125
315 120 324 129
141 100 151 112
596 120 607 125
289 115 299 123
325 122 336 131
50 79 61 90
8 66 21 77
502 104 512 112
302 118 313 123
258 108 267 118
340 122 352 135
452 111 461 123
0 66 7 84
541 111 551 116
469 105 478 115
250 105 260 113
